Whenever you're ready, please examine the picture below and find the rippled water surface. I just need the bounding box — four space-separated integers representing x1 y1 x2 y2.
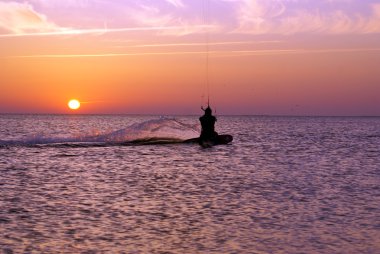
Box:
1 115 379 253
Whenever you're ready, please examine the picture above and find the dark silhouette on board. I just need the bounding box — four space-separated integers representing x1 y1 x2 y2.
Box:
199 105 218 145
183 104 233 147
196 105 233 148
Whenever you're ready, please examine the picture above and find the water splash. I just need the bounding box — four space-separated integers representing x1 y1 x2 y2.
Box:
94 118 199 143
0 118 200 147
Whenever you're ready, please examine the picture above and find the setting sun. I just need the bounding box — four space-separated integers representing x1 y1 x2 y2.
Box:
68 99 81 110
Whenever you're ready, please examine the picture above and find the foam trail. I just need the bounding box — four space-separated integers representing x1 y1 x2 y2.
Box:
94 118 199 143
0 118 200 147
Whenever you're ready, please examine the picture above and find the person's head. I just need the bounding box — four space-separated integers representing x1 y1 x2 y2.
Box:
205 106 212 115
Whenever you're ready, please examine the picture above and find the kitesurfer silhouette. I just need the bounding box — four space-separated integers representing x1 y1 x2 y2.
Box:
199 105 218 145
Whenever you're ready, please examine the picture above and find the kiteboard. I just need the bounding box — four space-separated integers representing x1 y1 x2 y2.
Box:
183 134 233 147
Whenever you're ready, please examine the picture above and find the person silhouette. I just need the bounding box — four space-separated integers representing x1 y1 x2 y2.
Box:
199 105 218 144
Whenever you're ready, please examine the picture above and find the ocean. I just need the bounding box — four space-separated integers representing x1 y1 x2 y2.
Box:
0 115 379 254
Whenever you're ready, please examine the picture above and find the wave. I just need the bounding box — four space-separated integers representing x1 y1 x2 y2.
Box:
0 118 200 148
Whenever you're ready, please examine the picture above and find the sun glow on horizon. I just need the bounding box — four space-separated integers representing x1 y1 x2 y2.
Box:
68 99 81 110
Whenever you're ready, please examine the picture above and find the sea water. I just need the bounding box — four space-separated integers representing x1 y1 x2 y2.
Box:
0 115 379 254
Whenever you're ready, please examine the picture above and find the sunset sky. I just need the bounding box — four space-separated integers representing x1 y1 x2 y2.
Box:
1 0 379 115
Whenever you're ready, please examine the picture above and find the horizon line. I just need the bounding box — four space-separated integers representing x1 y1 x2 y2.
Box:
0 113 379 118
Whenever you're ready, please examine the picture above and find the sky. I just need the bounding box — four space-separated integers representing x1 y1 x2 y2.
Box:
0 0 380 115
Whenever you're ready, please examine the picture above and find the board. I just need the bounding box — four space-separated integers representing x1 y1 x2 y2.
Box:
183 134 233 146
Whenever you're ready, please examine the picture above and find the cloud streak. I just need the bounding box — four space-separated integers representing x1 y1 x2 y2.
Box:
164 0 185 8
132 41 282 48
232 0 380 34
129 3 220 36
0 0 212 38
6 47 380 59
0 25 214 38
1 0 380 38
0 1 62 34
